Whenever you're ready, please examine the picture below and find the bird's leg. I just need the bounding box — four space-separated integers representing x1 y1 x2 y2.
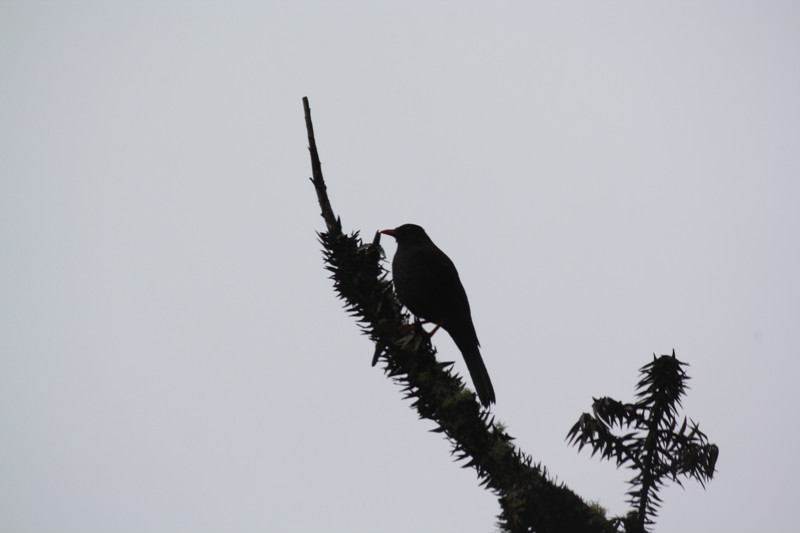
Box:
415 319 441 337
398 317 442 337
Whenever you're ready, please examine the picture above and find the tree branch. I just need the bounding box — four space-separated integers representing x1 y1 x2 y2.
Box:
303 97 614 533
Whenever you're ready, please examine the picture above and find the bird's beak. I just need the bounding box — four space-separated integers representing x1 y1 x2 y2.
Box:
379 229 396 237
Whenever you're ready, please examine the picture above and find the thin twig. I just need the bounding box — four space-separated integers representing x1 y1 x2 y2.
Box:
303 97 340 234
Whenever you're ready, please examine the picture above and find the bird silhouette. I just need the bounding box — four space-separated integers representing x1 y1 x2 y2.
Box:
380 224 495 407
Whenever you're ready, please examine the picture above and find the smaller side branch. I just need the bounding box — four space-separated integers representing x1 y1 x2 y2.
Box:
567 353 719 532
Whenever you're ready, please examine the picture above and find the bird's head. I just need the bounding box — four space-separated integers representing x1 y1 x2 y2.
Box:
379 224 431 245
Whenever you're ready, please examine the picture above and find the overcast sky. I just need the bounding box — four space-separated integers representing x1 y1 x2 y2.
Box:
2 2 799 532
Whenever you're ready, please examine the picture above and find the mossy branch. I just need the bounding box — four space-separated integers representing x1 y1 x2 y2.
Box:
303 96 614 533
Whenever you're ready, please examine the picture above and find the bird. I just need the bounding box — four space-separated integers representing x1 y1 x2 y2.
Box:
380 223 496 407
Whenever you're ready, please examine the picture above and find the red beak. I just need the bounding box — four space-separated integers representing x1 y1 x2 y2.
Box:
379 229 396 237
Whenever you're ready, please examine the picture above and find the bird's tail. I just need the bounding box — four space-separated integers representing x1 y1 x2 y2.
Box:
450 329 496 407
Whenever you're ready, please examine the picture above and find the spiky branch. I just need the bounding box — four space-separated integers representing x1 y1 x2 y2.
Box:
303 97 614 533
566 352 719 532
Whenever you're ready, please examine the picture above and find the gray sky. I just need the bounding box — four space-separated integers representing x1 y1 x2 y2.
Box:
2 2 798 532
